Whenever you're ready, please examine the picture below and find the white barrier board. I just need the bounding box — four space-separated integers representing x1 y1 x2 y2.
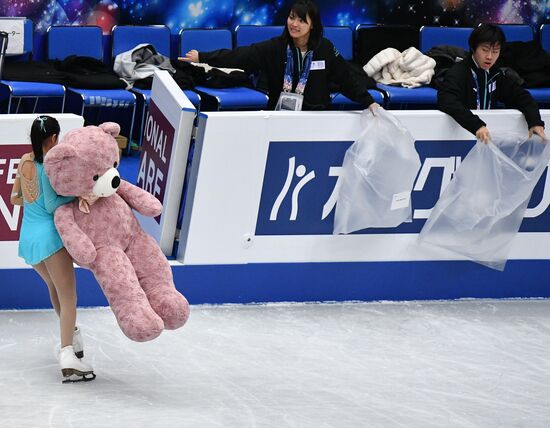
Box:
178 109 550 265
135 70 196 254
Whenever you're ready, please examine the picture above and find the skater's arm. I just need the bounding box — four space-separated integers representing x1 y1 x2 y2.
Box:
10 174 23 206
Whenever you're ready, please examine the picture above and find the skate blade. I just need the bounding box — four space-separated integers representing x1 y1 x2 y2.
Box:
61 369 96 383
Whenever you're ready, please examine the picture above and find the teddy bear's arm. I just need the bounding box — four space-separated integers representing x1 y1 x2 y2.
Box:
117 180 163 217
54 204 97 265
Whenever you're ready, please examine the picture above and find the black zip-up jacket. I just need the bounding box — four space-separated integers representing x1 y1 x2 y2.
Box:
199 35 375 110
437 55 544 135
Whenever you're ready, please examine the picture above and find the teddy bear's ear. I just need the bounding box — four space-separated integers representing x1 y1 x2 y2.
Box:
45 143 78 165
99 122 120 138
43 143 79 193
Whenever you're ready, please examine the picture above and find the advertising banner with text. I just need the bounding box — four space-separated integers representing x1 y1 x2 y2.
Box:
178 110 550 265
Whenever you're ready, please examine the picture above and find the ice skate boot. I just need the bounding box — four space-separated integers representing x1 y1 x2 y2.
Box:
59 345 96 383
73 326 84 359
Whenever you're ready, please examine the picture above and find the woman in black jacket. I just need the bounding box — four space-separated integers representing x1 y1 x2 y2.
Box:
180 0 379 112
437 23 545 143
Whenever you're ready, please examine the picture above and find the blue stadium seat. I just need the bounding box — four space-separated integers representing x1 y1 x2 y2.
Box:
47 25 137 150
111 25 200 149
541 24 550 53
419 26 472 52
234 25 284 47
180 28 268 110
374 85 437 107
526 88 550 104
179 28 232 53
0 19 65 113
324 26 353 60
48 25 103 60
330 91 385 109
497 24 534 42
324 26 386 109
498 25 550 105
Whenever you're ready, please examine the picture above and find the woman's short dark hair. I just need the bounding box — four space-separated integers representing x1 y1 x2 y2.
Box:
30 115 60 163
468 24 506 51
282 0 324 50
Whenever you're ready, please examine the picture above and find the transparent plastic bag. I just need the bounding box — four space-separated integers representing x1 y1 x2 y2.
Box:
333 108 421 233
418 133 550 271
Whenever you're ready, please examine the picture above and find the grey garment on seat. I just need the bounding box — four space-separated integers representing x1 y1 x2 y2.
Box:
114 43 175 88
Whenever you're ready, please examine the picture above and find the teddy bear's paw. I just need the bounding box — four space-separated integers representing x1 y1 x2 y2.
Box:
150 292 190 330
119 309 165 342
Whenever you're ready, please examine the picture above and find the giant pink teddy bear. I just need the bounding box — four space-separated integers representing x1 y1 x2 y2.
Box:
44 122 190 342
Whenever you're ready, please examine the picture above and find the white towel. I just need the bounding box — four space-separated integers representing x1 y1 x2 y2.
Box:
364 47 436 88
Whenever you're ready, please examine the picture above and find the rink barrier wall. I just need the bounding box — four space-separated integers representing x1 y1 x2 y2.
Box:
2 110 550 309
2 260 550 309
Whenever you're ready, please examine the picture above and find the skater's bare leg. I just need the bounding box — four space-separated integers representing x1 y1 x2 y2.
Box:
43 248 76 348
33 261 60 316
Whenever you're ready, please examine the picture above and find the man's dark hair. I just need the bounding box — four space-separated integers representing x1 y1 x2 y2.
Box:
282 0 324 50
468 24 506 51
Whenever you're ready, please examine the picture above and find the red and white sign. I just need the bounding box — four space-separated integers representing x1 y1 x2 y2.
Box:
134 70 196 254
137 100 175 223
0 145 27 241
0 114 84 268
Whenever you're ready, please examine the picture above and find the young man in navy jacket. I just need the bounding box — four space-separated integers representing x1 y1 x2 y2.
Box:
438 23 545 143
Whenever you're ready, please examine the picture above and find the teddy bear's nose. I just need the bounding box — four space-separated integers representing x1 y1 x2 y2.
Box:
112 175 121 189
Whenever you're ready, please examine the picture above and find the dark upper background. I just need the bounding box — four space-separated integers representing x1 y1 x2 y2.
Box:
1 0 548 34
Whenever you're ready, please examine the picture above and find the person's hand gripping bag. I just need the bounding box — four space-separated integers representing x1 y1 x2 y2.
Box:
419 133 550 270
333 107 421 234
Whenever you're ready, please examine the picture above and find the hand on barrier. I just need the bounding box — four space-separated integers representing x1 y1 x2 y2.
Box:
368 102 381 116
529 125 546 141
476 126 491 144
178 50 199 63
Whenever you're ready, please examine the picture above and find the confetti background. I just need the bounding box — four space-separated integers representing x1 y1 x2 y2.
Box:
0 0 548 34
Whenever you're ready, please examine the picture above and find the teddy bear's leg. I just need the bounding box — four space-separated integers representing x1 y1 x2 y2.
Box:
92 246 165 341
127 231 190 330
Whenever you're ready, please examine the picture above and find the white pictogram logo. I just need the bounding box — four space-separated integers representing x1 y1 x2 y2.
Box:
270 157 315 221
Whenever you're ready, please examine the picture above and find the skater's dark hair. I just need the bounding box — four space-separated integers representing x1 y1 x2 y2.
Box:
282 0 324 51
469 24 506 51
30 115 60 163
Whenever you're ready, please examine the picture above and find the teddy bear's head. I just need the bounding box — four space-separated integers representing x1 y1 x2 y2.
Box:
45 122 122 198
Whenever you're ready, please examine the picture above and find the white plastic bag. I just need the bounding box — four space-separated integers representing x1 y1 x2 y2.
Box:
418 133 550 271
333 108 421 233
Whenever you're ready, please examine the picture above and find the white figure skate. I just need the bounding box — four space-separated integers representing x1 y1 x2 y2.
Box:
73 326 84 358
59 345 96 383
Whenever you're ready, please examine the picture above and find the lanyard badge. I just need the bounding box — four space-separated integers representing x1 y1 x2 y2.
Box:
471 68 495 110
282 46 313 95
471 69 482 110
277 46 313 111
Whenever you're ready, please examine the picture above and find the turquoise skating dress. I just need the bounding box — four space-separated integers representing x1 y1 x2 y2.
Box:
18 159 74 265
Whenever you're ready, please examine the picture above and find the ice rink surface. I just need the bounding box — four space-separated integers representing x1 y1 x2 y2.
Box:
1 299 550 428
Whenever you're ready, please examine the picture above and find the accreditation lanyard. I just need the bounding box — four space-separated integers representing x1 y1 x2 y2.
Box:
282 46 313 95
470 68 498 110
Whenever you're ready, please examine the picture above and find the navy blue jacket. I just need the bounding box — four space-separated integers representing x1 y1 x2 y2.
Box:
199 35 375 110
437 55 544 135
